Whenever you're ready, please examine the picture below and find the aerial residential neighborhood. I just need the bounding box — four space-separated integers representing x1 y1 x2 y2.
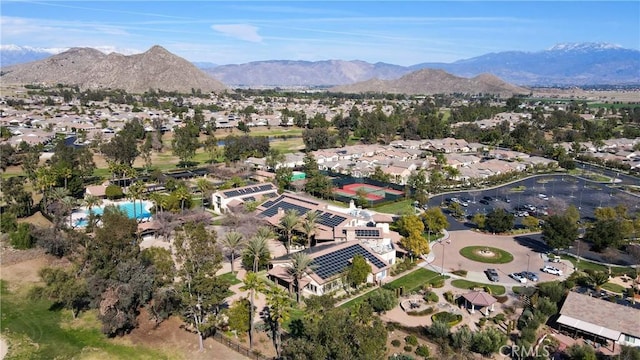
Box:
1 2 640 360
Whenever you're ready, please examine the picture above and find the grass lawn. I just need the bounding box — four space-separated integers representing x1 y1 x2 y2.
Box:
601 282 627 294
459 246 514 264
283 307 305 332
450 279 506 296
0 280 176 360
218 271 242 285
383 268 448 293
372 199 413 215
560 255 635 276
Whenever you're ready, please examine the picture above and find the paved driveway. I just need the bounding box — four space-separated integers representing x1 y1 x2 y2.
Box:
427 230 573 286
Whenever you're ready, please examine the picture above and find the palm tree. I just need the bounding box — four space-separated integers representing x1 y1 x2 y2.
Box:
61 196 76 228
149 192 165 214
287 252 315 303
58 167 73 189
127 181 146 222
264 286 291 358
221 231 245 274
241 272 264 350
174 185 191 213
279 209 299 255
83 195 102 228
244 234 270 273
195 178 213 210
301 211 318 249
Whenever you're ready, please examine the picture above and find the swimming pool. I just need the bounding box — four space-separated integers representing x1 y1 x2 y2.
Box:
74 201 153 227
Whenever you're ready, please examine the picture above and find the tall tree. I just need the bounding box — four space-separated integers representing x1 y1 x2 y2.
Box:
221 231 245 274
127 181 146 222
301 211 318 249
542 214 578 250
264 286 292 358
174 222 228 351
287 252 315 303
172 120 201 166
241 271 264 350
279 209 300 255
244 228 272 272
346 254 372 289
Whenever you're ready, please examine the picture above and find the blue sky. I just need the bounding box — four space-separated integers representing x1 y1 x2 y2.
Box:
1 1 639 65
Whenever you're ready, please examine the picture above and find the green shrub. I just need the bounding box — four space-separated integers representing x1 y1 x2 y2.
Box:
0 211 17 233
431 312 463 327
405 335 418 346
478 317 487 327
451 269 468 277
406 307 434 316
105 185 124 199
10 223 34 249
391 339 402 347
415 345 430 358
492 313 506 323
443 291 455 304
403 345 413 352
430 278 445 288
423 291 439 303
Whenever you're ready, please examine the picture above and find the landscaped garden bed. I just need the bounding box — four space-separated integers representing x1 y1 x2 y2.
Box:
459 246 514 264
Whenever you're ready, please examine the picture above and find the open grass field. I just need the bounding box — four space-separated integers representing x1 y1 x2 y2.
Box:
0 280 177 360
450 279 506 296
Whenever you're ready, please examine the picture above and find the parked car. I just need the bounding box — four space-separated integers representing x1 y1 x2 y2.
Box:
485 268 500 282
541 266 563 276
521 271 539 282
509 272 528 283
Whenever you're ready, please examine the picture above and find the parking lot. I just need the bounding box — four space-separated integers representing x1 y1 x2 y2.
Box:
427 174 640 231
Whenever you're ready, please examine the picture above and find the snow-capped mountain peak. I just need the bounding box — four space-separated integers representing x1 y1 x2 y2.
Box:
548 42 622 51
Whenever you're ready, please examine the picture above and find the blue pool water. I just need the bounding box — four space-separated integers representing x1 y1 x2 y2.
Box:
74 201 152 227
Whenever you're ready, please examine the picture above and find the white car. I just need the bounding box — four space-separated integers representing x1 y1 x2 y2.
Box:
542 266 563 276
509 272 528 283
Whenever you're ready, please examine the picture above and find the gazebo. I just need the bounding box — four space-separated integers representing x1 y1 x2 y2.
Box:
462 290 497 315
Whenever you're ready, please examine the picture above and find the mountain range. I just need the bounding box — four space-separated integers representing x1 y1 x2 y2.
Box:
0 42 637 92
0 45 227 93
202 43 639 87
330 69 529 97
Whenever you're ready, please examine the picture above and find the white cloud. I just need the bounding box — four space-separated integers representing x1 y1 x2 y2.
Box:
211 24 262 43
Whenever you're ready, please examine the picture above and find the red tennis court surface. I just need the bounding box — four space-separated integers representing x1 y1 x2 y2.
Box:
334 183 404 201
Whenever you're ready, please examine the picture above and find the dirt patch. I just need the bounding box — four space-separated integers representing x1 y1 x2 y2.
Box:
386 328 439 359
127 309 253 360
16 211 53 228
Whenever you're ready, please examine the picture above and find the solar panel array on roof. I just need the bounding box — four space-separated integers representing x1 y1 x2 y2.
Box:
317 212 347 228
223 183 274 198
261 201 311 217
261 195 284 209
312 244 387 280
243 196 255 202
355 229 380 237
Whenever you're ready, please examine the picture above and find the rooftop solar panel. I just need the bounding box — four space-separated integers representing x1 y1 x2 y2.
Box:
355 229 380 237
261 201 311 217
223 183 275 198
317 212 347 228
311 243 387 280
